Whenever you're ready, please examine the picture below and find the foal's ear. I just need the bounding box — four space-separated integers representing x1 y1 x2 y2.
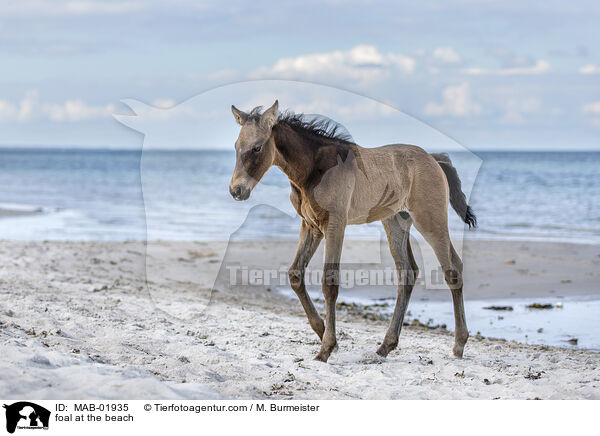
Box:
261 100 279 129
231 105 248 125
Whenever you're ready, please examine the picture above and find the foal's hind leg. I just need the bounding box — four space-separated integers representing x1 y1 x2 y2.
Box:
289 220 325 340
448 244 468 358
376 212 419 357
411 212 469 358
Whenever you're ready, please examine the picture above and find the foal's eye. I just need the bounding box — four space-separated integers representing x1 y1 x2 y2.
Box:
252 145 262 153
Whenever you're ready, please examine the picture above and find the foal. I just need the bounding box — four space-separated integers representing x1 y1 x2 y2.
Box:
229 101 476 362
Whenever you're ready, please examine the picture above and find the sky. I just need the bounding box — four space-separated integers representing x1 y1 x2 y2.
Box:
0 0 599 150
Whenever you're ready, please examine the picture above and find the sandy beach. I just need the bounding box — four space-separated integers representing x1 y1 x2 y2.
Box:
0 239 599 399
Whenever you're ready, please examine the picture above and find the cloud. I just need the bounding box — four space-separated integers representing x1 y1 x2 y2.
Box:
43 100 116 121
431 47 462 66
152 99 176 109
579 64 600 74
0 90 115 122
423 82 482 117
0 1 144 16
250 44 415 84
582 101 600 114
464 49 549 75
502 97 541 125
489 48 538 68
116 98 204 123
582 101 600 126
462 60 550 75
0 100 18 121
0 90 40 122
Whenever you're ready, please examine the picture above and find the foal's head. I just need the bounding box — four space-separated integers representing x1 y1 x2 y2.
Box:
229 100 279 201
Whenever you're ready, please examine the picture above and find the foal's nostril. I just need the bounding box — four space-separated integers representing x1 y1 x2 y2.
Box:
230 186 242 198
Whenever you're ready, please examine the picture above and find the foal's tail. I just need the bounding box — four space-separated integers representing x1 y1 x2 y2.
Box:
430 153 477 229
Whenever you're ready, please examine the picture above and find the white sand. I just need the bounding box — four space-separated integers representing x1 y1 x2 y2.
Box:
0 240 598 399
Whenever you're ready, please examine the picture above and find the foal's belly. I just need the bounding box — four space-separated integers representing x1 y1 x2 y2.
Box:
346 201 405 225
346 180 408 225
295 186 407 228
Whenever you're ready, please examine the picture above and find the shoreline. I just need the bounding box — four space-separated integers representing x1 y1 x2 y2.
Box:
0 238 598 301
1 234 600 246
0 204 598 246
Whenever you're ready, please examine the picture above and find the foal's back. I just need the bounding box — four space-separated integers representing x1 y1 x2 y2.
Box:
346 143 447 224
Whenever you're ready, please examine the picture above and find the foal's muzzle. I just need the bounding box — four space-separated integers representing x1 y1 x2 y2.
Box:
229 184 250 201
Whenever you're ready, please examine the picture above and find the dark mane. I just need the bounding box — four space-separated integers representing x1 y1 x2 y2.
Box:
278 111 354 144
247 106 354 144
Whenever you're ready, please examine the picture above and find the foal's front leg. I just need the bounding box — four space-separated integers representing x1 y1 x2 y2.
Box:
289 220 325 340
314 219 345 362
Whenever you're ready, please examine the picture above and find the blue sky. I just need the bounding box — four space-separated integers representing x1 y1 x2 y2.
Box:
0 0 599 150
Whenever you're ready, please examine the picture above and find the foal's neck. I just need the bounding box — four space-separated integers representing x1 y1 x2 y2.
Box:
272 123 315 188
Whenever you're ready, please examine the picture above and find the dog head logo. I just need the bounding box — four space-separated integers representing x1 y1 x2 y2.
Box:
3 402 50 434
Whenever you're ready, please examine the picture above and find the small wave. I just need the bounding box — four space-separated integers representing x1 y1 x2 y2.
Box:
503 222 534 228
0 202 44 213
0 202 57 218
538 224 564 230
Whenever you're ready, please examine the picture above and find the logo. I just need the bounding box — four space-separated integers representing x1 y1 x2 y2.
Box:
3 402 50 434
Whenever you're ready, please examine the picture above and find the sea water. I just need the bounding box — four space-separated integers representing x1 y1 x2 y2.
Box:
0 149 598 243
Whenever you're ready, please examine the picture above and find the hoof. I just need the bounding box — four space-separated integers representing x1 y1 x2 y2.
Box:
314 353 329 362
376 341 397 357
451 346 464 359
376 345 390 357
314 338 336 362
